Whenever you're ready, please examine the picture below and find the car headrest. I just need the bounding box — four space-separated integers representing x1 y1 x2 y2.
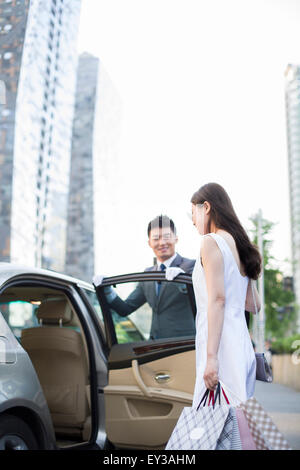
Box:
36 299 73 325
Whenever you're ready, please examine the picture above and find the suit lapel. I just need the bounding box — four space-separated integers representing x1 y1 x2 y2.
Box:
170 254 183 267
157 254 182 305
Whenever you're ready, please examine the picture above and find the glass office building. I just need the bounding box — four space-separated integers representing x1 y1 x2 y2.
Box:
0 0 81 272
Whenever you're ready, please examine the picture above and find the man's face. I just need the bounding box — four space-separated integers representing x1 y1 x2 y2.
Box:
148 227 178 262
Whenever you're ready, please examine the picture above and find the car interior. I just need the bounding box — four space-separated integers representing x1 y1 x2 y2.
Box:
0 285 92 448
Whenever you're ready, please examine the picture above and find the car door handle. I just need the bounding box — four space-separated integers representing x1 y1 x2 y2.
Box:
155 373 171 383
132 360 152 398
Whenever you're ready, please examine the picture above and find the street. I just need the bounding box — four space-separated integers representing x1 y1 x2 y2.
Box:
254 381 300 450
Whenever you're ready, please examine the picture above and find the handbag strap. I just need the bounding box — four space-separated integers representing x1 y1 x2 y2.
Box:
250 279 258 315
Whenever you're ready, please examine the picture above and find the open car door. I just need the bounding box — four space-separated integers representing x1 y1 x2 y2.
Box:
94 271 197 450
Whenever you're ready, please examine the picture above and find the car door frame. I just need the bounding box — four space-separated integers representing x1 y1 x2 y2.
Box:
0 273 108 450
94 271 197 449
96 271 196 350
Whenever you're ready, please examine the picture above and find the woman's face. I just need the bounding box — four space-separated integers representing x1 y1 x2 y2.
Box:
192 202 210 235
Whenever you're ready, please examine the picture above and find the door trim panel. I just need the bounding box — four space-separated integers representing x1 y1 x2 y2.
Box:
108 338 195 370
133 339 195 355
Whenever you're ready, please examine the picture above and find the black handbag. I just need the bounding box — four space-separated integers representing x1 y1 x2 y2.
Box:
255 352 273 382
251 280 273 383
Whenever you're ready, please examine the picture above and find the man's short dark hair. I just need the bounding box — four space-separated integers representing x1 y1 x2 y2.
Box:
147 215 177 237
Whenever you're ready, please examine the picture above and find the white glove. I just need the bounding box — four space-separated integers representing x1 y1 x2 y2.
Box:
165 267 185 281
93 274 105 287
93 274 117 303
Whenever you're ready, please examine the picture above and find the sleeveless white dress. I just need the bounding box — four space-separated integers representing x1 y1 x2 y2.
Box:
192 232 256 408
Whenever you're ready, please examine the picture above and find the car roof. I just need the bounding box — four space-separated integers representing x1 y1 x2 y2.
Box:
0 262 94 290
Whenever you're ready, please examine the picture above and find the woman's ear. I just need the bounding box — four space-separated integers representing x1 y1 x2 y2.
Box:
204 201 211 214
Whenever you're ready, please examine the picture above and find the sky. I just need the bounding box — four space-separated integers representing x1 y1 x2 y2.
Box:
77 0 300 276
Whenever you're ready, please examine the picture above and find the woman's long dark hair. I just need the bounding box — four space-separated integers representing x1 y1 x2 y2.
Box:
191 182 261 280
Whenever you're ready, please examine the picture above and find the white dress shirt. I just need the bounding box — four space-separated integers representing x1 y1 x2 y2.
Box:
156 252 178 270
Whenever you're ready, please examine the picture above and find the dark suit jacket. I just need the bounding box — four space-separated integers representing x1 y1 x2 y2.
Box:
109 254 196 339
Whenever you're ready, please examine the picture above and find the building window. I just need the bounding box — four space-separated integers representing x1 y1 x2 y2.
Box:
3 52 13 60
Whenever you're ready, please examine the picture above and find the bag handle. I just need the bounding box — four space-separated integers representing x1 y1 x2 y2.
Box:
197 382 230 410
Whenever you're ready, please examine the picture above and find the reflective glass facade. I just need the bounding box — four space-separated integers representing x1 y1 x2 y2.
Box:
0 0 81 272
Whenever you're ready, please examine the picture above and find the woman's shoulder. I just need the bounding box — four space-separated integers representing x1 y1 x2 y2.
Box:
200 233 222 254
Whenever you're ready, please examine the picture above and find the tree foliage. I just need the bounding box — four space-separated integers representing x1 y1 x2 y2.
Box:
249 216 297 339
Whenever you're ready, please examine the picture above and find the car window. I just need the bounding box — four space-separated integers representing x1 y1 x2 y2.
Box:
98 279 196 344
81 287 106 341
0 288 81 340
81 287 104 322
0 300 39 340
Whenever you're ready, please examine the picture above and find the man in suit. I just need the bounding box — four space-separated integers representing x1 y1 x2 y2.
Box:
96 215 196 339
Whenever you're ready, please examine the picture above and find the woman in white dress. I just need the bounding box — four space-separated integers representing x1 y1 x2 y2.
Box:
190 182 262 406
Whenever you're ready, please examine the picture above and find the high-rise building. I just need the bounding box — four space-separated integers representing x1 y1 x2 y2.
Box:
0 0 81 272
65 53 98 282
285 64 300 330
65 52 122 281
0 0 30 262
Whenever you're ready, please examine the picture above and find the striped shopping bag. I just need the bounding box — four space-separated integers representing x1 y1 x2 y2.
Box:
165 384 241 450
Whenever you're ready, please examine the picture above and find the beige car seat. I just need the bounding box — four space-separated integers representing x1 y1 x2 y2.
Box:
21 298 90 438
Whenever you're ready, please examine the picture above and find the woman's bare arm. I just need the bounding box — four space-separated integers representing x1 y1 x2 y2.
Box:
201 235 225 389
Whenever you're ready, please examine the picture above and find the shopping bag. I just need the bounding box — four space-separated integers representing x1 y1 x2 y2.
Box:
165 387 230 450
235 408 256 450
165 404 230 450
239 397 292 450
220 381 292 450
216 407 242 450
